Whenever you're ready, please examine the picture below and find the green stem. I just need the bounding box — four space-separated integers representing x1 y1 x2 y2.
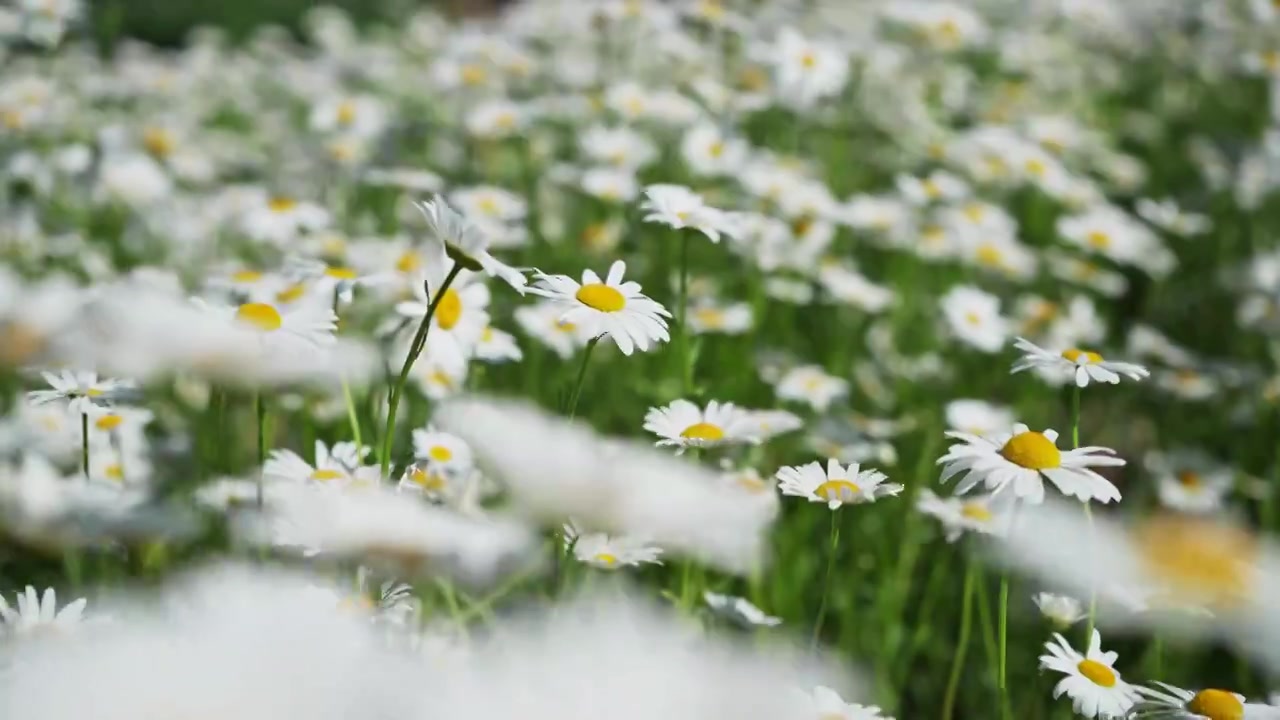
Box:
380 264 464 478
942 560 978 720
998 573 1009 711
342 379 363 448
677 230 691 394
811 509 841 649
565 337 601 421
80 412 89 478
255 392 267 507
1074 385 1098 644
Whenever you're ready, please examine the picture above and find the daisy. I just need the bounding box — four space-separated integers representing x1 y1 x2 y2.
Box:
241 194 330 246
1039 630 1139 719
394 265 490 368
938 423 1124 504
451 186 527 226
1135 683 1278 720
1011 337 1150 388
475 325 522 363
414 196 527 292
564 524 663 570
916 488 1006 542
639 184 735 242
1146 449 1235 515
1034 593 1087 629
412 426 473 476
687 300 752 335
941 285 1010 353
643 399 758 451
263 440 380 489
896 171 970 205
796 686 893 720
703 592 780 628
0 586 87 637
27 370 135 414
527 260 671 356
945 399 1014 438
1154 368 1219 402
777 458 900 510
581 167 640 203
514 301 594 359
770 27 850 108
210 296 337 350
742 408 804 442
412 354 468 401
680 122 748 178
775 365 849 412
1136 198 1211 237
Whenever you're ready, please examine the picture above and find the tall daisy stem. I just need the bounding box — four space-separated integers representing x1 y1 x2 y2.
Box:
677 230 692 393
380 264 464 478
998 573 1009 717
942 559 978 720
1073 384 1098 643
811 508 841 649
565 337 601 421
552 336 602 594
255 392 267 507
80 411 89 478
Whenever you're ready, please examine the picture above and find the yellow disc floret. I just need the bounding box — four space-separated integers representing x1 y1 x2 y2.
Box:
999 431 1062 470
576 283 626 312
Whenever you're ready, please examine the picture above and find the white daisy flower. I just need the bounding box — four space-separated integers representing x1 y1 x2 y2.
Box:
450 186 527 226
1039 630 1139 719
27 370 135 414
896 170 970 205
242 194 330 246
639 184 735 242
643 399 759 451
394 264 490 368
770 27 850 109
941 285 1010 353
564 523 663 570
916 488 1006 542
412 426 473 476
527 259 671 356
412 353 468 401
775 365 849 412
1146 449 1234 515
475 325 522 364
1136 198 1211 237
0 586 87 637
938 423 1124 504
796 685 893 720
514 301 594 359
742 408 804 442
776 458 900 510
414 195 528 292
1134 682 1278 720
263 440 380 489
687 300 753 335
1034 592 1087 629
680 122 748 178
201 296 337 350
703 592 780 628
945 399 1014 438
1011 337 1150 388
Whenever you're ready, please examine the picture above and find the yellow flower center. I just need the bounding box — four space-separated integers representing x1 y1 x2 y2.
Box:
435 288 464 330
477 197 500 216
800 51 817 69
960 502 992 522
963 203 986 222
276 283 307 304
694 308 725 328
594 553 619 567
310 468 346 482
922 179 941 198
708 141 725 158
324 267 358 281
95 414 124 431
85 388 104 397
235 303 283 332
1187 689 1245 720
268 197 298 213
1076 660 1117 687
1134 515 1256 609
964 311 981 326
575 283 626 312
142 127 174 158
814 479 861 503
104 463 124 481
395 251 421 274
428 445 453 462
555 319 577 333
791 215 814 238
336 100 357 126
409 467 446 491
1178 471 1202 489
975 243 1004 268
1061 348 1103 364
1086 230 1111 249
429 369 454 389
680 422 725 441
1025 158 1047 177
460 64 487 86
999 431 1061 470
231 270 262 283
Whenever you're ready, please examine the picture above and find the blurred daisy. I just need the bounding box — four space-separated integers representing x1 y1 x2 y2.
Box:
1012 337 1150 387
475 325 522 363
945 399 1014 438
777 458 900 510
1034 593 1086 629
640 184 735 242
916 488 1006 542
216 297 337 349
263 440 379 489
565 524 663 570
514 301 593 359
795 686 892 720
938 423 1123 504
1040 630 1138 719
28 370 135 414
770 27 850 108
941 285 1010 353
1134 683 1275 720
688 300 752 335
775 365 849 412
414 196 528 292
242 194 330 245
1136 199 1211 237
0 586 86 637
643 399 758 451
743 408 804 442
897 170 969 205
528 260 671 356
703 592 780 628
1146 449 1234 515
1154 368 1219 401
412 426 473 476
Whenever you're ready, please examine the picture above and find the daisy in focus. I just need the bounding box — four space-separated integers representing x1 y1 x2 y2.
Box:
938 423 1123 504
0 586 87 637
1039 630 1138 719
643 399 759 451
1133 683 1277 720
1011 337 1150 388
776 458 901 510
528 260 671 356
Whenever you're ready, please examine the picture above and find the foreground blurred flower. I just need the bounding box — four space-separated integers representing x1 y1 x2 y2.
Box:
433 396 773 574
528 260 671 356
643 399 759 451
415 196 527 292
27 370 135 414
263 440 379 489
1039 630 1138 719
1133 682 1275 720
776 459 900 510
703 592 780 629
0 586 86 637
1011 337 1150 388
938 423 1123 504
1034 593 1086 629
795 685 893 720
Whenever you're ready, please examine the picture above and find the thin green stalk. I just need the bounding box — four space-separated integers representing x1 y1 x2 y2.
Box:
342 378 362 448
565 336 601 420
811 508 841 649
80 411 89 478
677 230 692 393
1073 384 1099 644
255 392 267 507
998 573 1009 715
380 264 464 478
942 560 978 720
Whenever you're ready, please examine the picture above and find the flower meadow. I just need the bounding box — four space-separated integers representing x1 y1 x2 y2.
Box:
6 0 1280 718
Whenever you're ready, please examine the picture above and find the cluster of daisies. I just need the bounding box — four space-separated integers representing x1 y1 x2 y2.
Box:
2 0 1280 718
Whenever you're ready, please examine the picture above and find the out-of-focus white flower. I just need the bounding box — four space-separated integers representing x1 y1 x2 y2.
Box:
640 184 737 242
703 592 780 628
0 586 87 637
565 523 663 570
945 399 1014 438
940 285 1010 353
774 365 849 412
95 153 171 207
1034 593 1086 629
769 28 849 108
916 488 1007 542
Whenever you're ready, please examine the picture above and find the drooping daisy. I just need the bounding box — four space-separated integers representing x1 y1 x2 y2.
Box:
703 592 780 628
0 586 87 637
412 426 473 476
938 423 1123 504
564 524 663 570
774 365 849 412
1146 449 1234 515
1011 337 1150 388
527 260 671 356
776 458 900 510
945 399 1014 438
1039 630 1139 719
916 488 1006 542
1034 593 1087 629
263 440 380 489
639 184 735 242
795 685 893 720
643 399 758 451
414 195 527 292
1134 682 1276 720
940 285 1010 353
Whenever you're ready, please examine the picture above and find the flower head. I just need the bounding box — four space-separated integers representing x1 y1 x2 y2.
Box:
643 399 759 451
938 423 1123 504
1039 630 1139 719
1011 337 1149 388
776 458 900 510
528 260 671 356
